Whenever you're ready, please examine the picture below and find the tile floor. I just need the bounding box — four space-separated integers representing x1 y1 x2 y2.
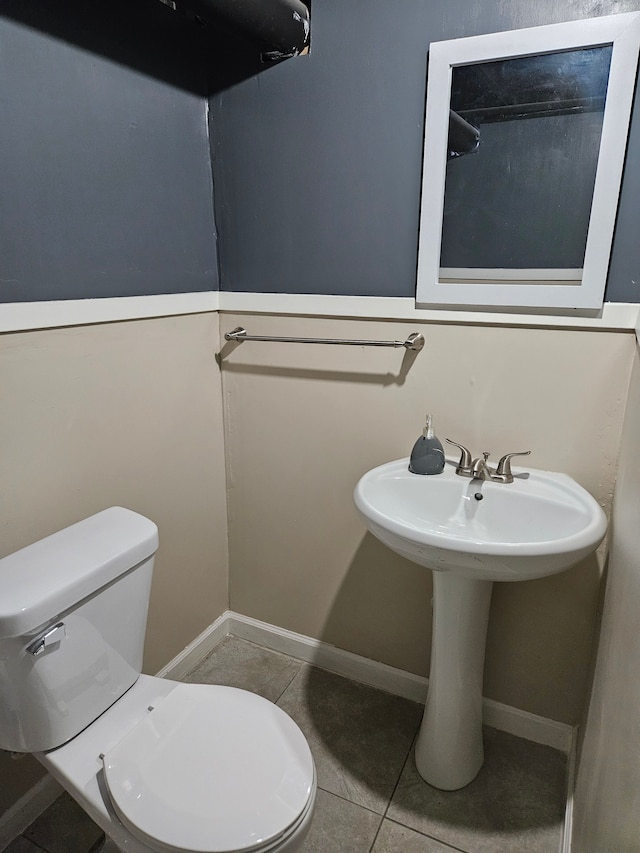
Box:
6 636 568 853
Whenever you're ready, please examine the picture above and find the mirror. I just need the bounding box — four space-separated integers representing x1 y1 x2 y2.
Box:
416 13 640 311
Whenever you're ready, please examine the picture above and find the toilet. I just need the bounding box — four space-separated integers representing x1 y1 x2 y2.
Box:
0 508 316 853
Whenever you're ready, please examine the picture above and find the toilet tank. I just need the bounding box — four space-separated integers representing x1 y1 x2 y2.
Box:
0 507 159 752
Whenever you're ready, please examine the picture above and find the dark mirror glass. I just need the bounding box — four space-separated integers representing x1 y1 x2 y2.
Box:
439 46 612 276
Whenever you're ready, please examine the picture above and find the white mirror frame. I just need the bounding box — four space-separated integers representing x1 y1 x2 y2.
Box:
416 13 640 311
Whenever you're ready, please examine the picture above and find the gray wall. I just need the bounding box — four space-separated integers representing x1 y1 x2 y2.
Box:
3 0 638 304
210 0 640 302
0 7 218 302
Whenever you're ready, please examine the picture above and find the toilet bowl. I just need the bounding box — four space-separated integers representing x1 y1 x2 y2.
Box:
39 676 316 853
0 508 316 853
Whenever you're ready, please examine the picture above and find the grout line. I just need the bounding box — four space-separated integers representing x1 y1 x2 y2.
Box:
382 818 470 853
221 631 305 705
368 729 419 852
367 820 384 852
307 785 386 849
88 833 107 853
273 665 304 705
314 786 384 818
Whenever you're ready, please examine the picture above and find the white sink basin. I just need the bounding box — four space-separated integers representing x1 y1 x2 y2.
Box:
354 458 607 581
354 455 607 790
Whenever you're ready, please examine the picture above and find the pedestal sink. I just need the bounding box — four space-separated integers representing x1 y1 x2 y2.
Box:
353 459 607 790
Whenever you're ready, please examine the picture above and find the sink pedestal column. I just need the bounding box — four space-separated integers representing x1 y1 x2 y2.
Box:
415 573 494 790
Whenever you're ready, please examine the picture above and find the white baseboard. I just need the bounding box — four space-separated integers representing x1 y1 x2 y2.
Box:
225 611 574 753
154 610 230 681
227 612 431 703
0 773 63 851
481 697 574 753
560 727 579 853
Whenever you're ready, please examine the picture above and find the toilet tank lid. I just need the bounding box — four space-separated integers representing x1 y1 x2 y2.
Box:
0 507 158 639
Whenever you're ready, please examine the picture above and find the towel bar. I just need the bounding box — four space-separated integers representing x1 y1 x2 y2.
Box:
224 327 425 351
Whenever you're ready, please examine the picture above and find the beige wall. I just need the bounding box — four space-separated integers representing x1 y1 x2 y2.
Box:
221 313 635 726
0 313 228 814
572 342 640 851
1 308 636 821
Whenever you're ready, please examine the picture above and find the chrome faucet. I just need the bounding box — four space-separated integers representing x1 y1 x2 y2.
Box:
471 451 492 480
446 439 531 484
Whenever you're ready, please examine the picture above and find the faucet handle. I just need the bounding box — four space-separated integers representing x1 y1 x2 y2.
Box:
446 439 474 477
494 451 531 483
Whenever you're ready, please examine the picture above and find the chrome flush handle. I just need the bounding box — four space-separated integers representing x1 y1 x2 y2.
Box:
26 622 66 656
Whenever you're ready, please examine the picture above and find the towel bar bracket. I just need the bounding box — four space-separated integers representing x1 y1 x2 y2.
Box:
224 327 425 352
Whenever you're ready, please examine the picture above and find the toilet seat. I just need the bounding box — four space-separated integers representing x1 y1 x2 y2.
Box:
102 683 315 853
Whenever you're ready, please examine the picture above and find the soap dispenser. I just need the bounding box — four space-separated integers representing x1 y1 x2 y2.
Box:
409 414 445 475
